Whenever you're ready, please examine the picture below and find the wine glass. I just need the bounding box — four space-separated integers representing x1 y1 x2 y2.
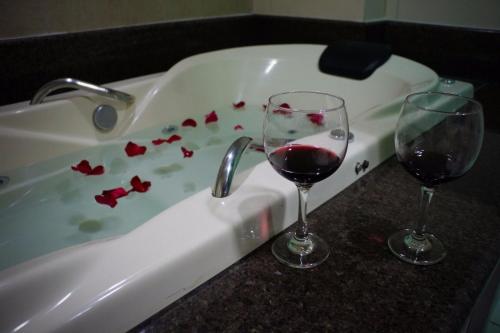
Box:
263 91 349 269
388 91 484 265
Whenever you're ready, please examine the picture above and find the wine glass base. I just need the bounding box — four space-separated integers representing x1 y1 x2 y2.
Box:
387 229 447 265
271 232 330 269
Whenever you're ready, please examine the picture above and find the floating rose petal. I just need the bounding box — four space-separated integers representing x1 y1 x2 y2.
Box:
71 160 105 175
234 124 244 130
94 187 128 208
125 141 147 157
152 138 168 145
71 160 91 174
273 109 292 116
181 146 194 158
152 134 182 146
205 110 218 124
182 118 197 127
273 103 292 116
90 165 105 175
129 175 151 193
95 194 118 208
166 134 182 143
103 187 128 199
250 144 265 153
232 101 245 109
307 113 324 126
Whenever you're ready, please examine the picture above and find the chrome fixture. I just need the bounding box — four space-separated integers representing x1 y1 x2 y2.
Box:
93 104 118 132
330 129 354 142
212 136 253 198
30 78 135 106
440 78 456 85
355 160 369 175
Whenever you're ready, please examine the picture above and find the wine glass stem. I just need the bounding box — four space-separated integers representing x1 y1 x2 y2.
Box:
413 185 435 240
295 185 312 240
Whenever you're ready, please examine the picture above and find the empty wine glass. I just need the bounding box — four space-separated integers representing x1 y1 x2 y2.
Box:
263 91 349 269
388 91 484 265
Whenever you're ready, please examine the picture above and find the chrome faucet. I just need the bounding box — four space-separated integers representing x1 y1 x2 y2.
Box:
212 136 254 198
30 78 135 106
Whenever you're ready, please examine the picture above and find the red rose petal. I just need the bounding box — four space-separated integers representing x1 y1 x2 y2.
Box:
250 144 265 153
89 165 105 175
152 138 168 145
272 103 292 116
182 118 197 127
103 187 128 199
234 124 244 130
71 160 105 176
94 186 128 208
307 113 324 126
95 194 117 208
166 134 182 143
125 141 147 157
205 110 218 124
273 109 292 116
129 175 151 193
181 146 194 158
71 160 92 174
232 101 245 109
152 134 182 146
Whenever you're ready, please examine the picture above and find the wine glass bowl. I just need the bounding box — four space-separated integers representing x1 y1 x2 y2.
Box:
388 91 484 265
263 91 349 269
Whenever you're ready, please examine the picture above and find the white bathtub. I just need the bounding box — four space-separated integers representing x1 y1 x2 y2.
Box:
0 45 471 332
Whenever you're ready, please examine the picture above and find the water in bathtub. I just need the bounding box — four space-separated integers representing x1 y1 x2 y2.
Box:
0 103 266 271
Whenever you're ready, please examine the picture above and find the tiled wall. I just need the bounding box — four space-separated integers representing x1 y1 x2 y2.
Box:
0 0 252 39
255 0 500 29
2 0 499 40
253 0 367 22
387 0 500 30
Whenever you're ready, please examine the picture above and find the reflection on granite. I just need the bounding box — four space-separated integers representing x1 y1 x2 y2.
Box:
476 83 500 133
130 124 500 331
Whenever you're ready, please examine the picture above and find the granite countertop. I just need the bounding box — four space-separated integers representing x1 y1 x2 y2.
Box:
131 85 500 333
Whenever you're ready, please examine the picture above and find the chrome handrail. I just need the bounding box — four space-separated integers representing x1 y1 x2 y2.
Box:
30 77 135 106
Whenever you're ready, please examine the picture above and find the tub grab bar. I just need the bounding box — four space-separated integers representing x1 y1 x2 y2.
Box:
30 78 135 106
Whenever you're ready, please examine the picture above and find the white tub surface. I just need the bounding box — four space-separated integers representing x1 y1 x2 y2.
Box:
0 45 472 333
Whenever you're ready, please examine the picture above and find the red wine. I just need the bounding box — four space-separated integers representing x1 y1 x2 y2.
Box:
268 144 341 184
398 151 460 187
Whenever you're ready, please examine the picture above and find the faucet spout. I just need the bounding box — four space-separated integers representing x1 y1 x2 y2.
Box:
30 78 135 106
212 136 253 198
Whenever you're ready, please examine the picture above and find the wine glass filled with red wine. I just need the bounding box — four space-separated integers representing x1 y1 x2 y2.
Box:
388 91 484 265
263 91 349 269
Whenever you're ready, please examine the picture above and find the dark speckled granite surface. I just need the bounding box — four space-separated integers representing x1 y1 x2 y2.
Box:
130 84 500 333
